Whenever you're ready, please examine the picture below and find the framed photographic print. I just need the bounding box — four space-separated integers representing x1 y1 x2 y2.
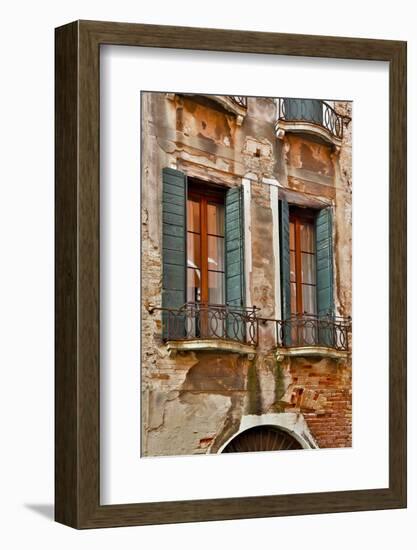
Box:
55 20 406 528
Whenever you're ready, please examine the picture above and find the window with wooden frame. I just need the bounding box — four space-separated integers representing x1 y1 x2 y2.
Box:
161 168 246 341
187 185 225 306
289 207 317 316
279 198 334 347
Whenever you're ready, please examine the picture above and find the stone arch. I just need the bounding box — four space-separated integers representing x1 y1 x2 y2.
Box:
221 425 302 453
216 412 318 453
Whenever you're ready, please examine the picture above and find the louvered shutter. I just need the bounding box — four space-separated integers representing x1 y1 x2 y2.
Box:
162 167 187 339
279 199 291 345
225 187 245 341
315 207 335 346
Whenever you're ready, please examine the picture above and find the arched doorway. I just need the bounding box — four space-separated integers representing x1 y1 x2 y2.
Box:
221 425 303 453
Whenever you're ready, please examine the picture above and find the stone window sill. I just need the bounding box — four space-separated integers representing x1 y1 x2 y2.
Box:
166 339 256 358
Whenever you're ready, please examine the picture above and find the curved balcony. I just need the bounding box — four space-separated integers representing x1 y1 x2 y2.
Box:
274 98 347 146
273 313 351 361
155 303 258 356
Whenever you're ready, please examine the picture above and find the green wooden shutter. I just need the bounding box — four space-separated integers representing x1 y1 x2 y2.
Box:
283 99 323 125
279 199 291 345
225 187 245 341
315 207 334 346
162 167 187 339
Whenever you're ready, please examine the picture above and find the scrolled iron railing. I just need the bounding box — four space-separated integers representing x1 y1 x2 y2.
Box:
274 313 351 351
275 98 346 140
150 303 351 352
228 96 248 109
157 302 259 346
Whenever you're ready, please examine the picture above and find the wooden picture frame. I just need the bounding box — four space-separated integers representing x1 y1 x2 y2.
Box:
55 20 407 528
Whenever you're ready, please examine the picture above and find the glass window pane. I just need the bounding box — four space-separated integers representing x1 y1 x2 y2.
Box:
302 284 317 315
187 199 200 233
289 221 295 250
301 253 316 284
187 233 200 268
300 222 315 252
208 271 225 305
187 268 201 303
290 251 296 282
207 203 224 236
208 236 224 271
290 282 297 314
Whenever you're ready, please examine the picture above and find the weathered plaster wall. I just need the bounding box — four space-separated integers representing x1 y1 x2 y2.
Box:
141 93 352 456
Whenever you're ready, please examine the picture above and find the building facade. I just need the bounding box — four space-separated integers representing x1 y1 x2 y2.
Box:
141 93 352 456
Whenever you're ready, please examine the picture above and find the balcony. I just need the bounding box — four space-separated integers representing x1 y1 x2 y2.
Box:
150 303 351 359
274 98 347 146
272 313 351 361
158 303 258 355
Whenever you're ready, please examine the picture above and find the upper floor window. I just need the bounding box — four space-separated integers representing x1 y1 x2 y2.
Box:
187 188 225 306
161 168 247 343
289 208 317 316
280 200 335 347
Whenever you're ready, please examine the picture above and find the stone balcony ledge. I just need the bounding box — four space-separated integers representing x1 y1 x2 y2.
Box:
166 338 256 358
274 119 343 148
276 346 349 362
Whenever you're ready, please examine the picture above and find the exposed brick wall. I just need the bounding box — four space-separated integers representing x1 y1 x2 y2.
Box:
280 358 352 448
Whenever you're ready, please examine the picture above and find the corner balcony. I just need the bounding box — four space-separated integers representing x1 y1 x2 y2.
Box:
274 98 346 146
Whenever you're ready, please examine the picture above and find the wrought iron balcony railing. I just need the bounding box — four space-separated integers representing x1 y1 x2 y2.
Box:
274 313 351 352
275 98 346 140
228 96 248 109
159 303 259 346
150 303 351 352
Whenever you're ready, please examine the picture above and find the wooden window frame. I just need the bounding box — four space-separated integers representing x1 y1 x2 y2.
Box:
289 206 317 316
187 182 226 306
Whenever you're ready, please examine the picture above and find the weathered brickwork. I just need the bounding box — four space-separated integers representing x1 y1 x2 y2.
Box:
141 93 352 456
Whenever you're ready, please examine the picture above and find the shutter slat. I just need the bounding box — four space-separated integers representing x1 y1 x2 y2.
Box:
162 167 187 339
163 249 185 266
163 224 185 238
162 235 185 252
163 211 185 226
163 202 185 216
162 192 185 206
163 184 185 197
